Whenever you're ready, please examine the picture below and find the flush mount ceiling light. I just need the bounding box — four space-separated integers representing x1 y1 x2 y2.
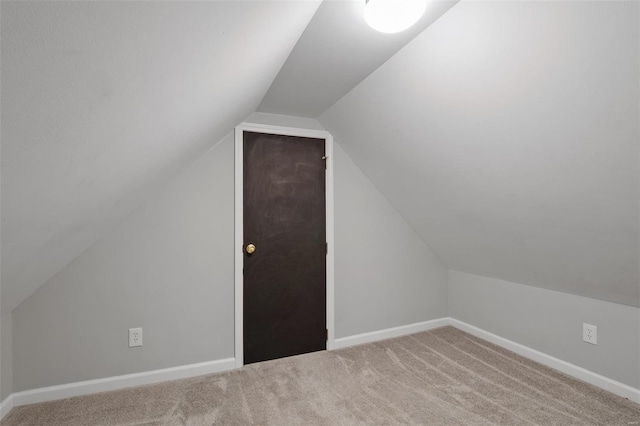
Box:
364 0 427 34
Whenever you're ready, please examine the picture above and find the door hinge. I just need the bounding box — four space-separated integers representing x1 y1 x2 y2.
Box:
326 329 328 341
322 156 328 169
325 242 328 255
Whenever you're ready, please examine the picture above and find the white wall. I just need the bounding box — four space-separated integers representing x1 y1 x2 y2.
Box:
1 313 12 401
449 270 640 389
11 115 447 392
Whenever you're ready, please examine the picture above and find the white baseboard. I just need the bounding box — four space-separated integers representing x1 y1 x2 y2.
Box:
0 394 14 420
2 317 638 421
7 357 236 414
333 318 450 349
449 318 640 404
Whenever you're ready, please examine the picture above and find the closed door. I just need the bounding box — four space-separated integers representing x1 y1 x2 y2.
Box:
243 131 327 365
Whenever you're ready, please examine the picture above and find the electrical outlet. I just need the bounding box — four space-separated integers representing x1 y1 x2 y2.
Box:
583 323 597 345
129 328 143 347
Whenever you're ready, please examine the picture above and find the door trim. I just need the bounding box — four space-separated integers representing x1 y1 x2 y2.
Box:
234 123 335 368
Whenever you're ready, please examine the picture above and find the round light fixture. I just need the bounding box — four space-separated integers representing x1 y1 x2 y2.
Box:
364 0 427 34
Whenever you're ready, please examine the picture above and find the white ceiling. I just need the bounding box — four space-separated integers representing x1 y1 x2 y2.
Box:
320 1 639 307
0 0 321 313
258 0 458 117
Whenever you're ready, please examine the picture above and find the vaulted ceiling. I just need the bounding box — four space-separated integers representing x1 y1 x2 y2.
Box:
0 0 321 313
320 1 639 307
1 0 452 313
2 0 638 313
258 0 457 117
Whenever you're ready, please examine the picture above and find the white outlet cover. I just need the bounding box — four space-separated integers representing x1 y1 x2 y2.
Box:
129 327 143 347
582 323 597 345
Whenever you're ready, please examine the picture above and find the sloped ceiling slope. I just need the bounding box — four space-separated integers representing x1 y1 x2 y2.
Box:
258 0 458 117
0 0 320 313
320 1 639 307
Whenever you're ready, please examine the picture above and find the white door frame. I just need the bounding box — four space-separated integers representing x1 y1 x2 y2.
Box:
234 123 335 368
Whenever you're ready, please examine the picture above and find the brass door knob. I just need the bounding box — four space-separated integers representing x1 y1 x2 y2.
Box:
245 243 256 254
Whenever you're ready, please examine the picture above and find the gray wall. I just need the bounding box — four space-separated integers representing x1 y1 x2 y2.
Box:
1 313 12 400
12 115 447 392
245 112 325 131
334 143 447 337
449 270 640 389
13 134 236 392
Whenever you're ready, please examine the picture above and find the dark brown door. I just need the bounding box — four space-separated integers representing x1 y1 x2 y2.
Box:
243 131 326 365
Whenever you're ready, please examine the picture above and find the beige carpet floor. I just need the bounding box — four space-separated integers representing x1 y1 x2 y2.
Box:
3 326 640 425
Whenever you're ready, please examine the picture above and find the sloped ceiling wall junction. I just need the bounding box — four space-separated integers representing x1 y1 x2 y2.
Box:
0 1 321 313
319 1 639 307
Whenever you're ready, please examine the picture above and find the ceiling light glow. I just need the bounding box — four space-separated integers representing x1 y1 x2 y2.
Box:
364 0 427 34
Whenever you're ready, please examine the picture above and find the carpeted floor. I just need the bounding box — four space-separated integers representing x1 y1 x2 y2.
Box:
3 326 640 425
